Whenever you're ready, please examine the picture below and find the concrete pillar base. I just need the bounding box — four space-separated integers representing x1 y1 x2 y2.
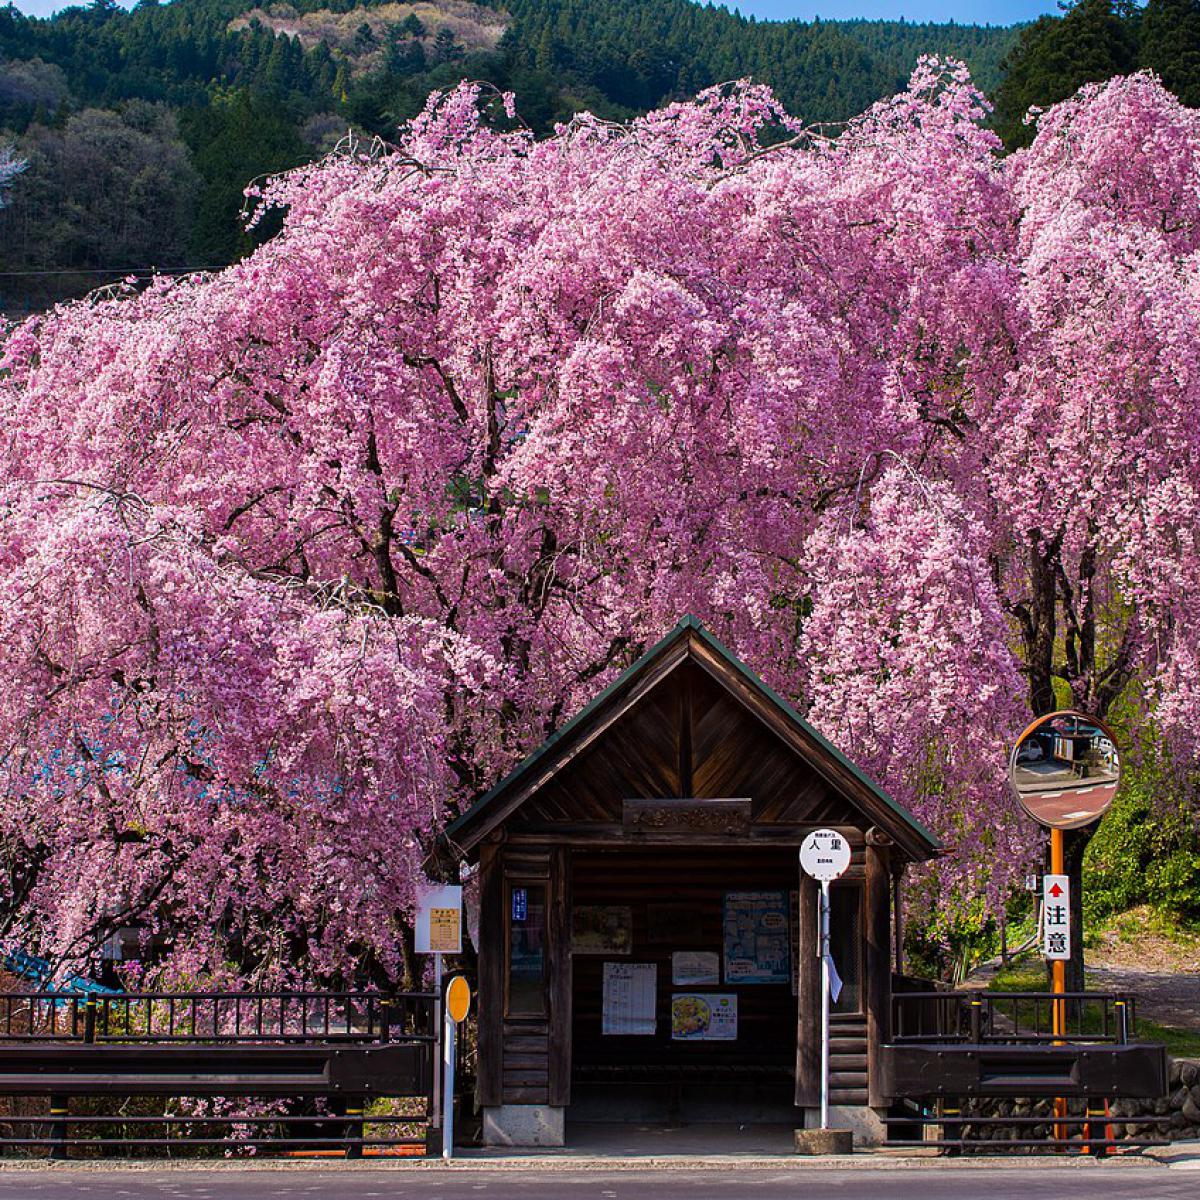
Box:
795 1127 853 1154
482 1104 565 1147
802 1105 886 1147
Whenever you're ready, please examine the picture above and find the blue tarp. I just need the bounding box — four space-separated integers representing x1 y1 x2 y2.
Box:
2 946 119 995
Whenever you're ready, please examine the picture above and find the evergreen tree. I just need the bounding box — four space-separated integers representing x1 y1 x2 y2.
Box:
180 90 305 264
433 27 464 65
399 13 426 40
1141 0 1200 107
993 0 1137 148
354 22 375 53
331 60 350 105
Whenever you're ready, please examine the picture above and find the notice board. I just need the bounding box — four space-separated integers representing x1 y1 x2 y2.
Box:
602 962 657 1036
723 890 790 984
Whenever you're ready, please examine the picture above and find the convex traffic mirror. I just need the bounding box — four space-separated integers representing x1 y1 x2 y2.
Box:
1008 710 1120 830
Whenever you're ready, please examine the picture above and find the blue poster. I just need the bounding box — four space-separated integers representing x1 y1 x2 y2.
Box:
723 891 790 984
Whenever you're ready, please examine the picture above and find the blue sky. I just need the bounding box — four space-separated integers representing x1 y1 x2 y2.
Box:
9 0 1064 25
733 1 1061 21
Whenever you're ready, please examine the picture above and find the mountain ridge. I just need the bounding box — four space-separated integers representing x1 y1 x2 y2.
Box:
0 0 1022 311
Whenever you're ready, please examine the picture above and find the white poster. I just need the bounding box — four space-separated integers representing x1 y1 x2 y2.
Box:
602 962 657 1036
723 891 790 983
672 951 720 986
671 993 738 1041
414 883 462 955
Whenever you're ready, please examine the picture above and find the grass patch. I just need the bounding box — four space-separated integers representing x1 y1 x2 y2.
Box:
1135 1019 1200 1059
1100 905 1200 948
987 957 1048 993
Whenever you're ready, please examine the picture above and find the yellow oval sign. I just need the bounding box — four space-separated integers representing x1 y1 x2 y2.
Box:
446 975 471 1023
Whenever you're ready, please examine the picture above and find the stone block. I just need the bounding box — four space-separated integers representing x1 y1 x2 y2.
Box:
482 1105 565 1147
795 1128 853 1155
802 1105 886 1146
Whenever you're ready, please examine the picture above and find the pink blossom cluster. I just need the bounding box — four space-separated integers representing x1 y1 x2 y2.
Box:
2 61 1199 979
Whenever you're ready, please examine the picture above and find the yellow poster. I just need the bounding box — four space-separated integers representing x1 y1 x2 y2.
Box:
429 906 461 953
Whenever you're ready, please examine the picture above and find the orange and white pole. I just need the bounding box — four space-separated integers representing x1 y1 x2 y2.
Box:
1051 828 1067 1141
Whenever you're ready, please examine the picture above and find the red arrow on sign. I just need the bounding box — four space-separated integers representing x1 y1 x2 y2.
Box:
1049 883 1063 897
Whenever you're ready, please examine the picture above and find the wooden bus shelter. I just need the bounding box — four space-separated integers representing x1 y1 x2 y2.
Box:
441 617 940 1146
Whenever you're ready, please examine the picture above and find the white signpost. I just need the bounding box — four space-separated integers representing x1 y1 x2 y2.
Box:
799 828 852 1131
1042 873 1071 961
415 883 463 1149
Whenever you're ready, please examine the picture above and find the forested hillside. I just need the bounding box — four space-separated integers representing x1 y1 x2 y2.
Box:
1 0 1199 311
996 0 1200 146
0 0 1024 309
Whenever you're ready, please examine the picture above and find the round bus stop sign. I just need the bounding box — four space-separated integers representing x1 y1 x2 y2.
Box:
446 975 471 1024
799 828 852 882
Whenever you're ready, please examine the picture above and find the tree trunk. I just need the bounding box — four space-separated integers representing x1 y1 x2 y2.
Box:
1062 828 1089 994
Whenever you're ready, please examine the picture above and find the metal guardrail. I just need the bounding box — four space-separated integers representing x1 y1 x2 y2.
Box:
885 990 1169 1155
0 990 443 1158
891 990 1136 1045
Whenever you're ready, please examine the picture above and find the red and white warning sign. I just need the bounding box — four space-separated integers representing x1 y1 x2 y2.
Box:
1042 874 1071 961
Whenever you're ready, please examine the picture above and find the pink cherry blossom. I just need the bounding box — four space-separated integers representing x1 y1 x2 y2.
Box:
2 61 1197 982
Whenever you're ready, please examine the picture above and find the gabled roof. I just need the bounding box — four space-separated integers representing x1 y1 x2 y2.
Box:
442 616 940 861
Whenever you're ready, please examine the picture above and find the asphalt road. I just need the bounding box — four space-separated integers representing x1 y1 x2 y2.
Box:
0 1167 1193 1200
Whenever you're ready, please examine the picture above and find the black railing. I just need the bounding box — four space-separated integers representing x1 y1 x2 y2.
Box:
0 989 443 1158
891 990 1136 1045
0 990 436 1044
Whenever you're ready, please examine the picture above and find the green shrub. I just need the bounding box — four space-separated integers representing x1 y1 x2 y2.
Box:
1084 763 1200 923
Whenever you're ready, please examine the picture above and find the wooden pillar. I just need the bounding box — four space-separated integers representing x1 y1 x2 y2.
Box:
477 837 504 1107
865 829 892 1108
547 845 573 1107
795 868 820 1107
892 862 906 975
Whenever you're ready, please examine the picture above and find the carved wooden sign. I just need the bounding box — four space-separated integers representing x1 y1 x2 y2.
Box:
622 797 751 835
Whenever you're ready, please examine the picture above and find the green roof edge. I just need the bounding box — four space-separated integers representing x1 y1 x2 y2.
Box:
442 614 940 852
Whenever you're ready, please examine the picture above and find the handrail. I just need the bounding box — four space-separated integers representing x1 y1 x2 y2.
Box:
0 990 439 1045
890 989 1136 1045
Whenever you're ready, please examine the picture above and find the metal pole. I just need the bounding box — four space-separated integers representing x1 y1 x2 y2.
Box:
820 879 830 1131
442 1000 456 1161
1051 829 1065 1037
432 952 443 1135
1051 828 1067 1141
49 1095 68 1160
1115 998 1129 1045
